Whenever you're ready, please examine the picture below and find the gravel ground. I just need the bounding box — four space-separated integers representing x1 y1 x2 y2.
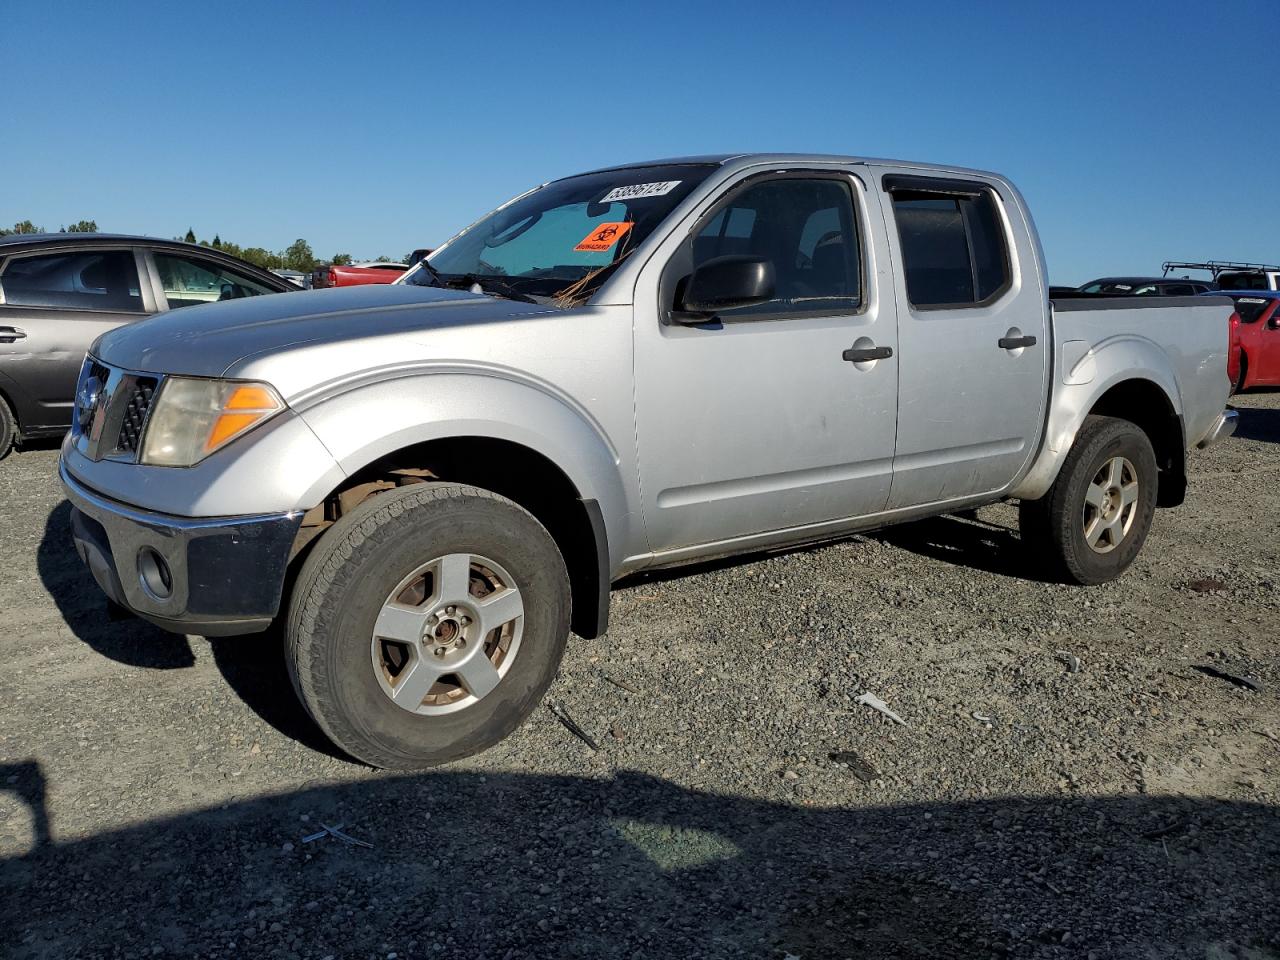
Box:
2 396 1278 960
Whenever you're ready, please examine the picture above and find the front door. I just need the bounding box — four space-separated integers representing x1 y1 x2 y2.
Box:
872 168 1051 509
633 170 899 553
0 247 150 431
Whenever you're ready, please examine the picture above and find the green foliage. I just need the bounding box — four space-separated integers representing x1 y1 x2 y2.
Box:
282 238 316 273
331 253 353 266
239 247 283 270
184 227 196 243
62 220 98 233
374 255 395 263
212 235 222 248
0 220 44 236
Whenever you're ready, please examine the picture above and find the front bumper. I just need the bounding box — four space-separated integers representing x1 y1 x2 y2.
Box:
1197 407 1239 449
60 461 303 636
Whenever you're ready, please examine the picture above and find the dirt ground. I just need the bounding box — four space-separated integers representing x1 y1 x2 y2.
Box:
1 395 1277 959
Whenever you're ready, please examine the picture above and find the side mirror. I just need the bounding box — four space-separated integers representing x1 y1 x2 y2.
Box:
679 255 775 317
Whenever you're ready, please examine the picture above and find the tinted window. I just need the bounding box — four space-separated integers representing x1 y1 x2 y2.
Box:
0 250 143 311
889 186 1010 307
153 253 279 309
1233 297 1273 324
687 177 860 318
1162 284 1194 296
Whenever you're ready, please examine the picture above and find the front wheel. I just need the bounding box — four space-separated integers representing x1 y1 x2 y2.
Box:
286 482 571 769
1018 415 1158 585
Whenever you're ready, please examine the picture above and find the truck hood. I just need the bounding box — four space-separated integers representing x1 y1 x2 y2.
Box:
94 284 556 379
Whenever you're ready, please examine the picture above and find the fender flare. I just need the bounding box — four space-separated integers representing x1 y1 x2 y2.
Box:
295 369 636 575
1011 336 1183 502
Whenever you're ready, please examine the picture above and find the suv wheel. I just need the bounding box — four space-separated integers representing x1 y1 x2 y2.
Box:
0 397 16 461
287 482 570 769
1018 415 1158 585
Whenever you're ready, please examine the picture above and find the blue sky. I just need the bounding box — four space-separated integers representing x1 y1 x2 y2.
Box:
4 0 1276 283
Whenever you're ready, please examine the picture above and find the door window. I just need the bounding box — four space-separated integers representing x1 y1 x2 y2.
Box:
686 177 861 319
0 250 143 311
153 253 278 309
887 181 1010 308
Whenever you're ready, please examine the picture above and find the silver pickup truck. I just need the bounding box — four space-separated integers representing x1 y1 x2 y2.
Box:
59 154 1236 768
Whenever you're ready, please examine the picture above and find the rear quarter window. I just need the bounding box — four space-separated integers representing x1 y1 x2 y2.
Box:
887 182 1010 308
0 250 144 311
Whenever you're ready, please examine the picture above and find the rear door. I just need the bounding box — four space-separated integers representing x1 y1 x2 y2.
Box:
872 169 1050 508
0 246 152 431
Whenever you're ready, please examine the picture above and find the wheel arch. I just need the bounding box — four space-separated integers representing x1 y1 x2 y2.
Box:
1013 363 1186 507
292 376 634 639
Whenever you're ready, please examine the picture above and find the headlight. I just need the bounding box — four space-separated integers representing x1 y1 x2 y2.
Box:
139 378 285 467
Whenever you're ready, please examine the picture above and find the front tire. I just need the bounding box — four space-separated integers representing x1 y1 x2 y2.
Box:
287 482 571 769
1019 415 1158 585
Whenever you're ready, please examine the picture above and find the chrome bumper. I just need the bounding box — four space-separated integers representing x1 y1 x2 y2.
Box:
1197 408 1239 449
60 460 302 636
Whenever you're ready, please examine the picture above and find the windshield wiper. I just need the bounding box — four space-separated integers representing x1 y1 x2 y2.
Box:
412 258 449 289
447 274 537 304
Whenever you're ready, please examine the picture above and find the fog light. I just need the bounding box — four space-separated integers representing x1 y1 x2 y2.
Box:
137 547 173 600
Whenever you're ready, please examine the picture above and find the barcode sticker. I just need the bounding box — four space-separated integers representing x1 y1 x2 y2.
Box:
600 181 682 202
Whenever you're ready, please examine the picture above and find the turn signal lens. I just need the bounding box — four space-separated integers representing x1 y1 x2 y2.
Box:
206 385 284 452
139 378 285 467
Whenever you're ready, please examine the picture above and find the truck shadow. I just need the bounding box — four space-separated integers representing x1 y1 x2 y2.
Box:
1234 403 1280 444
2 764 1276 958
873 513 1055 583
36 501 341 759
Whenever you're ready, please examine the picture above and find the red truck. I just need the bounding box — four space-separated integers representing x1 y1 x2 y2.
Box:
312 262 408 288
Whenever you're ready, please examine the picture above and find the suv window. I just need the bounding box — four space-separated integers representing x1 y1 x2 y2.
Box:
687 177 860 319
0 250 143 312
153 253 278 309
1162 283 1194 296
888 183 1010 308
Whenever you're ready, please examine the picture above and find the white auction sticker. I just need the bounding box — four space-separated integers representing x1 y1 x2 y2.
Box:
600 181 682 202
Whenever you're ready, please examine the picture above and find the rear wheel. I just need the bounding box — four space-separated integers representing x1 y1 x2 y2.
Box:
287 482 571 769
1019 415 1158 585
0 396 15 461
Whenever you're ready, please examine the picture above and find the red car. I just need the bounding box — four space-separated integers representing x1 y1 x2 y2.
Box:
312 261 408 288
1223 292 1280 392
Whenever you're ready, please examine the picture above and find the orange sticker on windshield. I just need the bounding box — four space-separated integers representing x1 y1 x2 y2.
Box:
574 221 633 252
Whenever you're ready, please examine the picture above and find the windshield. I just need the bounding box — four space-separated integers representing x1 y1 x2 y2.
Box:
405 163 718 303
1080 280 1140 294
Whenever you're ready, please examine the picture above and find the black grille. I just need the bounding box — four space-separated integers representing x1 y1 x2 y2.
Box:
114 378 158 455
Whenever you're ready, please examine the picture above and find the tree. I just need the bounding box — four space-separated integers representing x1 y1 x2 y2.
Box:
374 255 395 263
184 227 196 243
0 220 43 236
239 247 282 270
212 234 222 248
282 238 316 273
330 253 353 266
62 220 98 233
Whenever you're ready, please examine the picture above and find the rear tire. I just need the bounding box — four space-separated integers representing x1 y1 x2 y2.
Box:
1019 415 1158 585
286 481 571 769
0 397 15 461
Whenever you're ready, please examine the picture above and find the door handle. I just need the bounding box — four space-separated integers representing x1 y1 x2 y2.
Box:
998 335 1037 350
0 326 27 343
842 345 893 362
